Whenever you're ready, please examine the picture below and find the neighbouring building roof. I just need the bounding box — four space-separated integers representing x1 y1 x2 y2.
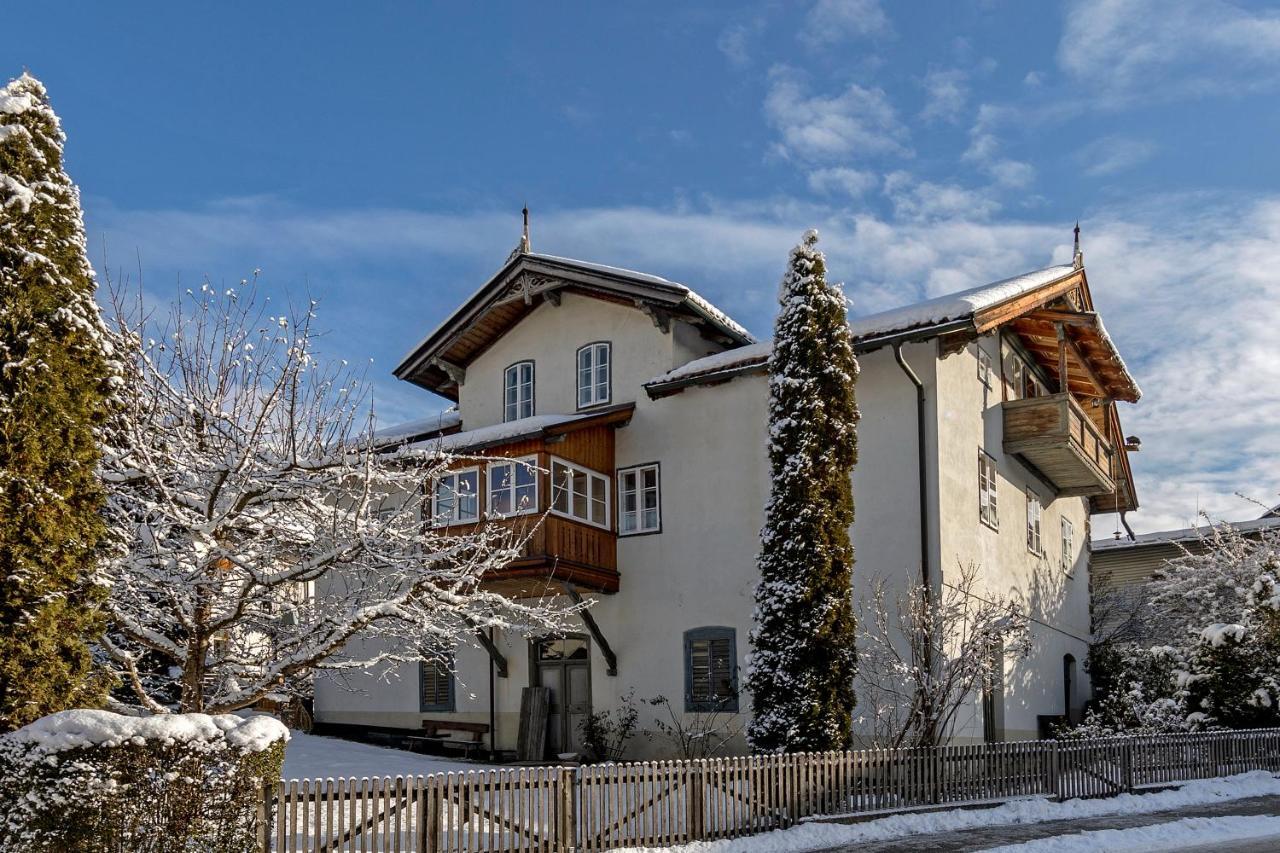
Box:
1091 514 1280 552
373 410 463 445
394 252 755 399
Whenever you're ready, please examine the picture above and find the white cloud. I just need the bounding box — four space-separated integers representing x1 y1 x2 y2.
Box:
882 171 1001 222
1059 0 1280 102
717 21 756 68
800 0 892 48
807 167 877 198
1023 70 1044 87
1077 135 1157 177
919 69 968 123
87 191 1280 534
764 65 910 162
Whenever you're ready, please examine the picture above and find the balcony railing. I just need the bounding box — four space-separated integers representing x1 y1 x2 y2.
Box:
1003 392 1117 498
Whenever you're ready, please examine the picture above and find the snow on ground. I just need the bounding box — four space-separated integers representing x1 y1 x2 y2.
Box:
281 730 484 781
614 772 1280 853
983 814 1280 852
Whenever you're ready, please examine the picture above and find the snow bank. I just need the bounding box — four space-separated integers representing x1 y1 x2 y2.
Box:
6 708 289 754
282 730 480 781
613 771 1280 853
984 814 1280 852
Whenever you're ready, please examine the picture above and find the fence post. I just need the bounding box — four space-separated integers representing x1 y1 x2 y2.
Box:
1121 738 1134 793
687 762 705 841
1048 741 1060 801
256 779 274 853
558 766 578 853
423 778 441 853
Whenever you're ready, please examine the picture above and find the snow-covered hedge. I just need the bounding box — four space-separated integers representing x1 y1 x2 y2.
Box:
0 709 287 852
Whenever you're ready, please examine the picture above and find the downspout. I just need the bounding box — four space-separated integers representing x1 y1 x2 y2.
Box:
894 341 937 743
488 627 497 759
893 343 930 596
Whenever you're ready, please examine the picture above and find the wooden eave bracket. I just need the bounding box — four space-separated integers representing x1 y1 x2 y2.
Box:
636 300 672 334
471 625 509 678
429 357 466 386
561 581 618 676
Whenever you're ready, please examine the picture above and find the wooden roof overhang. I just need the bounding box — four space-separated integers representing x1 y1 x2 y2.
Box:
394 254 754 400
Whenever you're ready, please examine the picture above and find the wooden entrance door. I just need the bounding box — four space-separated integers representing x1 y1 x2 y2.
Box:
533 636 591 758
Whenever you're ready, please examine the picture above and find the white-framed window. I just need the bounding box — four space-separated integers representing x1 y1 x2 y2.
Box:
576 342 611 409
1026 490 1043 555
550 457 610 529
487 456 538 517
979 450 999 530
618 463 660 535
432 468 479 527
1060 517 1075 574
978 346 994 389
504 361 534 422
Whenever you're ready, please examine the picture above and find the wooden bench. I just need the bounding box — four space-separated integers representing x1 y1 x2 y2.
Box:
406 719 490 759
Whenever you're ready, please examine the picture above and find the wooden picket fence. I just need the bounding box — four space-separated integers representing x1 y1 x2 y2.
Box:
265 728 1280 852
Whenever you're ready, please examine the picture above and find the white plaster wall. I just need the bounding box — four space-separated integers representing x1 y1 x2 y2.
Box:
932 333 1093 742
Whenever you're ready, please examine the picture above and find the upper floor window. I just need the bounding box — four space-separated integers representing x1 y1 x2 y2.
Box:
979 450 999 530
420 658 455 712
488 457 538 517
1026 490 1043 555
618 463 660 535
1060 517 1075 574
550 457 610 529
432 468 479 527
504 361 535 422
684 627 738 712
576 342 611 409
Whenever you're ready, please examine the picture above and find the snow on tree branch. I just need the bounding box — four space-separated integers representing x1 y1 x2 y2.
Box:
98 277 575 714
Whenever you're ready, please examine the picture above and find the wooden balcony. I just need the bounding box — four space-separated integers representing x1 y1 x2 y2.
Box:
1003 393 1116 498
478 512 619 599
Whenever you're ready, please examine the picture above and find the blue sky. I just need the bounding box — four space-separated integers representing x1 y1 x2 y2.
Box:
12 0 1280 532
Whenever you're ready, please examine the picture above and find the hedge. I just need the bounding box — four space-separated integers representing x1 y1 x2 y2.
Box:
0 709 287 852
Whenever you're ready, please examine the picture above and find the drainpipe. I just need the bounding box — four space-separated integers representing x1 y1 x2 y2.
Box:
488 627 497 759
893 343 930 597
895 342 938 742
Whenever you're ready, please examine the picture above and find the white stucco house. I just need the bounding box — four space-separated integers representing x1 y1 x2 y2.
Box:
313 236 1142 758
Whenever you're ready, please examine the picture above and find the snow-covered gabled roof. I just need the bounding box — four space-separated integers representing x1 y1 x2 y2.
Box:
1091 515 1280 552
406 403 634 454
394 252 754 399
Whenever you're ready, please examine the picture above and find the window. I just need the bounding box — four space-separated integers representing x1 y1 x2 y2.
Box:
420 658 455 712
978 346 994 388
550 458 610 528
503 361 534 422
618 463 660 535
1026 490 1043 555
684 627 738 712
488 457 538 517
978 451 999 530
1060 517 1075 574
576 342 611 409
432 468 479 527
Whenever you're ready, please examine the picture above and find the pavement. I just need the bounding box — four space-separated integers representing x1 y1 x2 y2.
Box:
816 795 1280 852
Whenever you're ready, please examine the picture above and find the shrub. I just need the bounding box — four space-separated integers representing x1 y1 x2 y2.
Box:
0 709 287 852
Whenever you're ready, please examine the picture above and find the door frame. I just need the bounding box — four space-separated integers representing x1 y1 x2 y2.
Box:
529 633 593 755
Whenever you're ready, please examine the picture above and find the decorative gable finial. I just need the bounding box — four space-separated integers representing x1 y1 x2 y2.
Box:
1072 221 1083 270
521 205 531 254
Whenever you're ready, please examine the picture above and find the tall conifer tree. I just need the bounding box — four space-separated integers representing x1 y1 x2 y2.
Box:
747 230 859 753
0 73 115 729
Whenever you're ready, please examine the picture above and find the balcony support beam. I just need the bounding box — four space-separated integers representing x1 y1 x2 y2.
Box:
561 581 618 676
467 620 508 678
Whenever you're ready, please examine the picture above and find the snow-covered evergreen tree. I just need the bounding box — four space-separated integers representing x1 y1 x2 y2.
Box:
99 281 573 714
747 230 859 753
0 73 117 730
